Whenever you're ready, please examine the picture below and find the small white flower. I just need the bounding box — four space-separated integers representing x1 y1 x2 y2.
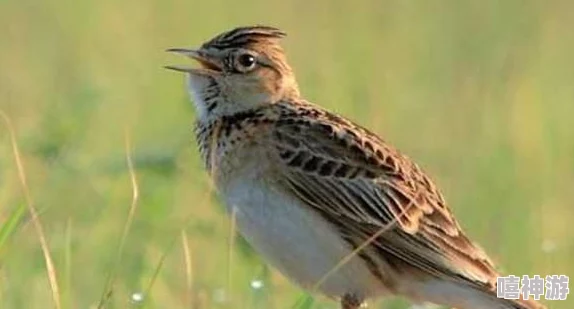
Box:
250 279 264 289
131 292 144 303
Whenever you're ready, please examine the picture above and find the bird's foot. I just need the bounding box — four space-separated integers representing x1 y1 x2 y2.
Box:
341 293 363 309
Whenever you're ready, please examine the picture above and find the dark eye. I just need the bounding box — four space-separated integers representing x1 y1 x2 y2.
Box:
236 53 256 71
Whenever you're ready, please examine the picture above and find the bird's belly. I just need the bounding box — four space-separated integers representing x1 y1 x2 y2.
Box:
221 175 387 299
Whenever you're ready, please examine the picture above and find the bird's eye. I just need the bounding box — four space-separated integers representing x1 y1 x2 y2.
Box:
235 53 257 72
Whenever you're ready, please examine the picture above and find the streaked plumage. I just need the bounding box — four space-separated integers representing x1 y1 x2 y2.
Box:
166 26 546 309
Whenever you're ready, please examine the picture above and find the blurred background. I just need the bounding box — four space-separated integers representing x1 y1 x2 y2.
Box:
0 0 572 308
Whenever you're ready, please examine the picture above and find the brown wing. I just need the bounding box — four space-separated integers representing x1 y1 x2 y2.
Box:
269 102 500 289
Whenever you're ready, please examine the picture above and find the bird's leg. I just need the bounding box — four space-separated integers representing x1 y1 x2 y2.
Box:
341 293 363 309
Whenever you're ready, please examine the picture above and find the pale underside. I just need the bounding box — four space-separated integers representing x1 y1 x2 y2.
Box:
222 165 388 299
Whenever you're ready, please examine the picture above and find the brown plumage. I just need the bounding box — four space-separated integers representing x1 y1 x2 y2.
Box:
167 26 546 309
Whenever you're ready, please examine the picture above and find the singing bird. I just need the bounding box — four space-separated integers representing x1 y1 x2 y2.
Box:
166 26 546 309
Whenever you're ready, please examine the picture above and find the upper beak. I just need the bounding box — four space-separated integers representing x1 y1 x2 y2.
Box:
165 48 222 73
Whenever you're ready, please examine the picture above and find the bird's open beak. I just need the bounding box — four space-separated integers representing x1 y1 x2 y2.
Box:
165 48 223 73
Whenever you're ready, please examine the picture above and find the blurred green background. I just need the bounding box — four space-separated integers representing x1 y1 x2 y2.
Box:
0 0 572 308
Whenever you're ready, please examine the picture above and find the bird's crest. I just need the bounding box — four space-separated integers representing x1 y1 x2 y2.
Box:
202 25 286 50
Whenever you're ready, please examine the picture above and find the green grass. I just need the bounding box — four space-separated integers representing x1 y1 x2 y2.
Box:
1 0 573 308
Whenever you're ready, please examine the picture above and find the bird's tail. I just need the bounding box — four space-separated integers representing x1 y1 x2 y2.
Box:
400 276 547 309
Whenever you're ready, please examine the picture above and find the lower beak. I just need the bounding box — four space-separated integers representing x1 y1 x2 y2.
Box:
165 48 221 73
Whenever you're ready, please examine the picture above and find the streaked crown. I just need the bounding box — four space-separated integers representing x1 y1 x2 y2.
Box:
201 26 286 50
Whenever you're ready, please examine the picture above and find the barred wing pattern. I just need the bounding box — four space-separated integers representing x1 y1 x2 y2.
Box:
269 101 499 291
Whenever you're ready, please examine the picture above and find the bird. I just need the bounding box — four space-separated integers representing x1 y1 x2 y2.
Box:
166 25 546 309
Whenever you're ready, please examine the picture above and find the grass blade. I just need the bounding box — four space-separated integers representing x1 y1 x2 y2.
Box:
0 202 26 257
1 110 62 309
97 129 140 308
291 293 315 309
181 230 194 309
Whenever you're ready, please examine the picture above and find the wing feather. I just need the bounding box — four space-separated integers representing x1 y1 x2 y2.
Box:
269 104 499 289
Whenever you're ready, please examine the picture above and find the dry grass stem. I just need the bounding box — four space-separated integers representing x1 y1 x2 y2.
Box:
181 230 194 308
0 110 62 309
97 129 140 308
